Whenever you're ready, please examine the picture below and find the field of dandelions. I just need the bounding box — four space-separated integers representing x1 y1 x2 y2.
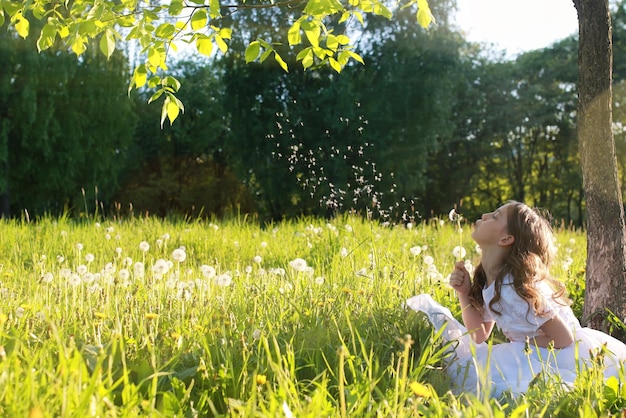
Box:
0 213 624 417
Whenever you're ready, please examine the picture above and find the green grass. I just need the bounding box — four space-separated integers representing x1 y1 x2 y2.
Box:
0 214 623 417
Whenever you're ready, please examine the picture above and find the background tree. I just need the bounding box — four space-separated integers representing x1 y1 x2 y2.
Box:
574 0 626 335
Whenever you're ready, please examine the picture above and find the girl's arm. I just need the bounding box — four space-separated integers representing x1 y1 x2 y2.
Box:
449 261 494 344
533 315 574 348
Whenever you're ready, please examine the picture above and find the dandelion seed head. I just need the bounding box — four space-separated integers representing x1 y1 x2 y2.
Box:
200 265 216 279
172 248 186 263
423 255 434 265
85 253 95 263
76 243 83 251
139 241 150 252
452 246 467 259
253 255 263 264
409 246 422 256
289 258 308 272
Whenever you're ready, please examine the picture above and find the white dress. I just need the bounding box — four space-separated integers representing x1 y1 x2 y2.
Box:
406 275 626 397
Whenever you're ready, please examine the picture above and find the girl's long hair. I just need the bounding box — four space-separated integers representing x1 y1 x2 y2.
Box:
467 202 569 317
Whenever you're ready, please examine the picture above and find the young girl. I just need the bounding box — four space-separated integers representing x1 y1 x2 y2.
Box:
406 201 626 397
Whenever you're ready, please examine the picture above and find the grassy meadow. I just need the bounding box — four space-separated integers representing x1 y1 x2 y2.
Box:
0 213 624 417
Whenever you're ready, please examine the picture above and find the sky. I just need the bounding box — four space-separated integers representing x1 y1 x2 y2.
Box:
454 0 579 56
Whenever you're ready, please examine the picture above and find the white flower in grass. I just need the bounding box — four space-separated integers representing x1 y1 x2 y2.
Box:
253 255 263 264
214 273 232 287
42 272 54 284
16 307 25 318
122 257 133 268
77 265 88 276
105 234 111 240
57 255 65 264
118 269 130 282
172 248 186 263
315 276 325 285
76 243 83 251
156 239 163 248
245 265 253 274
153 259 170 276
134 262 145 279
95 223 101 229
305 266 315 276
356 267 368 276
200 265 216 279
139 241 150 252
115 247 122 257
289 258 308 272
260 241 267 248
345 225 353 233
104 262 116 275
409 246 422 256
340 247 349 258
85 253 95 264
423 255 434 265
88 283 101 294
68 273 81 286
61 231 68 238
83 272 95 285
252 329 262 341
162 233 170 241
452 246 467 259
279 283 293 294
59 268 72 279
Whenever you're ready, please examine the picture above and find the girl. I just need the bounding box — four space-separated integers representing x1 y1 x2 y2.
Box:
406 201 626 397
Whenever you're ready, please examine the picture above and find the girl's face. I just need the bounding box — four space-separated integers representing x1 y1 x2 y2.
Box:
471 203 513 247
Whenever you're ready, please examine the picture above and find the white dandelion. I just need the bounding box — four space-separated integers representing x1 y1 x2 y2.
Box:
172 248 186 263
139 241 150 252
452 246 467 259
289 258 308 272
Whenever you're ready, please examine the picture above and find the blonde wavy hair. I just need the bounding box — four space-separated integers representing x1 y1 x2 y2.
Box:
468 201 569 318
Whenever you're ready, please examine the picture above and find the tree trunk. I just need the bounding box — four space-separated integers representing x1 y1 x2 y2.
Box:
574 0 626 337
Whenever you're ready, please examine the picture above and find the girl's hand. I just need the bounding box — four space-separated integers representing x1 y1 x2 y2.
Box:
449 261 471 296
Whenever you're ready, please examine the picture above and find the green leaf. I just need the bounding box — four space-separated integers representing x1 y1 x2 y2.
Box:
71 36 87 55
162 76 181 92
169 0 184 15
245 41 261 63
301 20 320 48
99 29 116 59
196 37 213 56
416 0 434 28
347 50 364 64
147 46 164 68
274 51 289 72
288 21 302 46
155 23 176 39
191 9 207 30
372 2 392 19
37 23 57 51
328 57 341 73
0 12 5 27
209 0 221 18
296 48 315 69
219 27 232 39
326 34 338 51
14 12 29 38
215 35 228 53
129 64 148 93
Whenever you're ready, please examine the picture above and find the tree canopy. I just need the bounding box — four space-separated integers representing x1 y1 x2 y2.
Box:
2 0 434 126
